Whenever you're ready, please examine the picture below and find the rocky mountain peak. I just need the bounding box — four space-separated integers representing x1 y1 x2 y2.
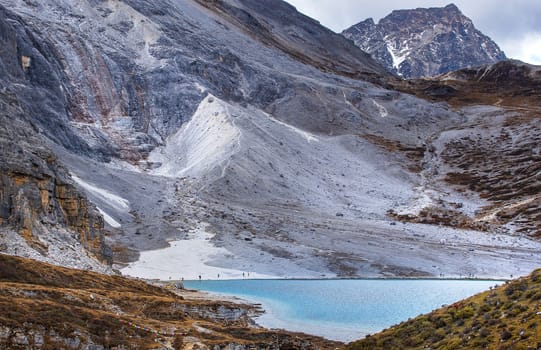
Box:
343 3 506 78
444 3 460 11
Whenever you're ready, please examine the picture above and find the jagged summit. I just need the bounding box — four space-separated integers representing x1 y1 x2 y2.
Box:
343 3 506 78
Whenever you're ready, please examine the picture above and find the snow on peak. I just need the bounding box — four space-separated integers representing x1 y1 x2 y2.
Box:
343 4 506 78
386 42 408 73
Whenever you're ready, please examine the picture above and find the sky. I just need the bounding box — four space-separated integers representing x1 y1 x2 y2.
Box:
286 0 541 65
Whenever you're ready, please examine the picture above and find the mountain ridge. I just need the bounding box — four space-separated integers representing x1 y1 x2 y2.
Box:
343 3 506 78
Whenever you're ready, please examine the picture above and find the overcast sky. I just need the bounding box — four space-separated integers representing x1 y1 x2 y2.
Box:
286 0 541 65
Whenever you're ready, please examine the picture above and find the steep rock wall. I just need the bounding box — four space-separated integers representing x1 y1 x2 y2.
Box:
0 7 111 264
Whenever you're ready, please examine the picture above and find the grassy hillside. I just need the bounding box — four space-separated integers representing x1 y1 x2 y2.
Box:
0 253 339 349
347 269 541 349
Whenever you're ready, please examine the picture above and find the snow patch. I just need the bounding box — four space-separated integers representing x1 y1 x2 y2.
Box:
270 117 319 143
149 95 241 177
96 207 121 228
71 175 130 211
121 224 277 280
386 42 407 72
371 99 388 118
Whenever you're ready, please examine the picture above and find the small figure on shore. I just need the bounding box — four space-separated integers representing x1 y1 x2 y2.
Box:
217 273 220 279
198 275 201 281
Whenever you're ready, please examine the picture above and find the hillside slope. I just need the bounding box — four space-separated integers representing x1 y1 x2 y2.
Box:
0 253 338 349
389 60 541 240
347 269 541 349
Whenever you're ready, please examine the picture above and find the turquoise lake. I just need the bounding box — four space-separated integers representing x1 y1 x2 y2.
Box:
183 279 501 342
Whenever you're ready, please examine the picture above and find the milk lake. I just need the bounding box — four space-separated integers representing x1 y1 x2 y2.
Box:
183 279 501 342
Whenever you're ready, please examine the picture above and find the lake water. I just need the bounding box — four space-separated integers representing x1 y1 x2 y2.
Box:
183 279 501 342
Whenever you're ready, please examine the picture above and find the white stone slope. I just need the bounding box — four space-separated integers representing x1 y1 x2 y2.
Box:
117 94 541 281
121 224 278 280
8 0 535 280
0 228 111 274
149 95 241 179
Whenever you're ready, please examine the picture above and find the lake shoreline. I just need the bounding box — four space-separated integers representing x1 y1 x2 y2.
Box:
180 278 503 342
151 276 510 283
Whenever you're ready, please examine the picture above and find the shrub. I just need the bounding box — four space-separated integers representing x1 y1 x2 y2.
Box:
479 327 490 338
505 280 528 298
479 303 491 313
455 306 475 319
500 329 512 341
430 328 446 342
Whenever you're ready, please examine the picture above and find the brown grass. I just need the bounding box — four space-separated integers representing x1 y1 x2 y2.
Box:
347 269 541 350
0 254 340 349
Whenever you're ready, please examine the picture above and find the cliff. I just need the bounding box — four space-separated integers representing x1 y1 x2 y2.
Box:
0 6 111 266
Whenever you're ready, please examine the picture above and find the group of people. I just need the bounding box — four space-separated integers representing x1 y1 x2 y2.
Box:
178 271 251 281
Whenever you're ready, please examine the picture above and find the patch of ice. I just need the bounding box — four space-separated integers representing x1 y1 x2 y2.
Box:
71 175 130 211
121 225 277 280
96 207 121 228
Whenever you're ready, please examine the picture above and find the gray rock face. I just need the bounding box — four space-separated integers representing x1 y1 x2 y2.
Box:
0 6 111 266
343 4 506 78
0 0 539 279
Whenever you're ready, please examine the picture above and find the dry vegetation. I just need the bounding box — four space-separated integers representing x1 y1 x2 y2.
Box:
391 61 541 110
386 61 541 238
441 127 541 238
363 134 426 172
347 269 541 350
0 254 339 349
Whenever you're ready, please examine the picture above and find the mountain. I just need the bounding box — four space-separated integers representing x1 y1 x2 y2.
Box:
0 0 541 345
342 4 506 78
347 268 541 349
0 0 539 283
